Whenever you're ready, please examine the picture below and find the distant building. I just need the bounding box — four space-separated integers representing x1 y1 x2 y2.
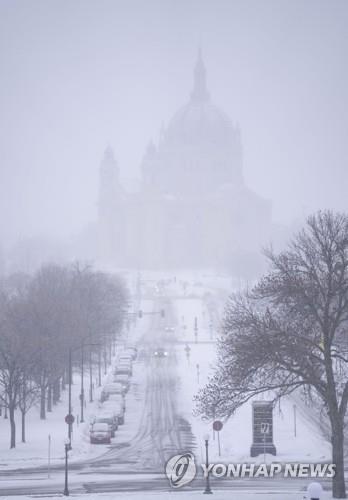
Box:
98 52 272 273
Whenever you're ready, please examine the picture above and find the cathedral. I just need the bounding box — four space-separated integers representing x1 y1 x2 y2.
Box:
97 53 272 272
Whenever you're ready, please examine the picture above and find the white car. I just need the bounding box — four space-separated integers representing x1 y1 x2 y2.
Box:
103 400 125 425
118 353 133 363
113 373 130 391
114 364 132 376
93 412 118 437
101 382 126 401
106 393 126 410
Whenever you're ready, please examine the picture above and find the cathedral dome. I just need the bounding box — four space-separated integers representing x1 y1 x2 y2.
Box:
142 51 244 195
166 100 235 147
164 51 237 149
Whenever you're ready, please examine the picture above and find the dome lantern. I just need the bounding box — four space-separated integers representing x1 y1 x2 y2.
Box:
191 49 210 103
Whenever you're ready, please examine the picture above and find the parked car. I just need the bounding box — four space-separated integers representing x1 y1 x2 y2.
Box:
90 422 111 444
102 401 125 425
116 357 132 368
107 393 126 410
125 346 137 360
118 353 133 363
114 365 132 376
101 382 127 401
93 412 118 437
113 373 130 391
111 401 125 425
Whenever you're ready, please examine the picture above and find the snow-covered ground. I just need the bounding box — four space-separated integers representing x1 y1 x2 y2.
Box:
3 491 335 500
0 299 153 469
0 270 335 498
173 292 331 464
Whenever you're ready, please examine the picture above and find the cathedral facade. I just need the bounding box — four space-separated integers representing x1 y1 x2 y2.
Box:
98 54 272 272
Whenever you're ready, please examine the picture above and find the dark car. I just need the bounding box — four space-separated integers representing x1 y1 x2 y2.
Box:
153 347 168 358
90 422 111 444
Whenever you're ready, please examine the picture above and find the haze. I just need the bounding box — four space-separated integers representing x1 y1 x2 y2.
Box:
0 0 347 247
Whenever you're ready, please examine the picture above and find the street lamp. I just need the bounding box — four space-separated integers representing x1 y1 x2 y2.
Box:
63 438 70 496
203 433 212 494
67 342 100 441
80 344 85 423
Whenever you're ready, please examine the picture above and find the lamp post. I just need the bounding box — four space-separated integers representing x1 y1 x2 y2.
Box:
68 349 72 443
63 438 70 496
98 349 102 387
67 342 100 442
80 344 85 423
203 434 212 494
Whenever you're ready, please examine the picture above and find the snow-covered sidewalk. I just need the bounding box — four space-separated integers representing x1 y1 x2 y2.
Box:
0 302 154 470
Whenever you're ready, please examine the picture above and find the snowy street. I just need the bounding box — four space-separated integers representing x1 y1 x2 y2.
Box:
0 274 334 498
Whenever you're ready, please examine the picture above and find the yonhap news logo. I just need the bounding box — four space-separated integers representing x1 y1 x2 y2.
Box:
165 453 336 489
165 453 197 488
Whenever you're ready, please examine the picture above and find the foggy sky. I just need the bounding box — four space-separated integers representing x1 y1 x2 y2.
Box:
0 0 347 246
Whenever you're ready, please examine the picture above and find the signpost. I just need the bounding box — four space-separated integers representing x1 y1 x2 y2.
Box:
196 363 200 384
48 434 51 479
212 420 223 457
250 401 276 457
184 344 191 364
194 316 198 343
65 414 75 426
293 404 297 437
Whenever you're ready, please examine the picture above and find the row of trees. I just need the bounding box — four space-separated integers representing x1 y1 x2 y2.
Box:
0 263 128 448
196 211 348 498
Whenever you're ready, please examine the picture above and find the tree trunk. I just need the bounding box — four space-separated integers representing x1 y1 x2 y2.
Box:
40 386 46 420
21 410 26 443
9 405 16 449
332 418 346 498
47 385 52 412
53 378 60 404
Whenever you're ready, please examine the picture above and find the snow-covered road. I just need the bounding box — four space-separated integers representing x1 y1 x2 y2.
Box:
0 272 336 497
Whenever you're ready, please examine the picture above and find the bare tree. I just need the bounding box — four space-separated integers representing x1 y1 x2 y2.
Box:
0 284 34 448
196 211 348 499
18 374 38 443
26 264 74 419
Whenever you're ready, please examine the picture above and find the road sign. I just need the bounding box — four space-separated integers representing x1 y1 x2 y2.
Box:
213 420 223 456
213 420 223 432
65 414 75 425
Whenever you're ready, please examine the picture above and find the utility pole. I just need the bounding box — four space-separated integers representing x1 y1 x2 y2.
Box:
80 344 84 423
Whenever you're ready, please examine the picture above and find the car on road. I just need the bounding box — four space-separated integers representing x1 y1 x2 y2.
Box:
164 326 175 333
90 422 111 444
153 347 168 358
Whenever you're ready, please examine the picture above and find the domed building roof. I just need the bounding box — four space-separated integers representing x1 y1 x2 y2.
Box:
142 51 244 196
165 51 237 148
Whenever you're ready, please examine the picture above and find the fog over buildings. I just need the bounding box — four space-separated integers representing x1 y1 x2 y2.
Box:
0 0 348 272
